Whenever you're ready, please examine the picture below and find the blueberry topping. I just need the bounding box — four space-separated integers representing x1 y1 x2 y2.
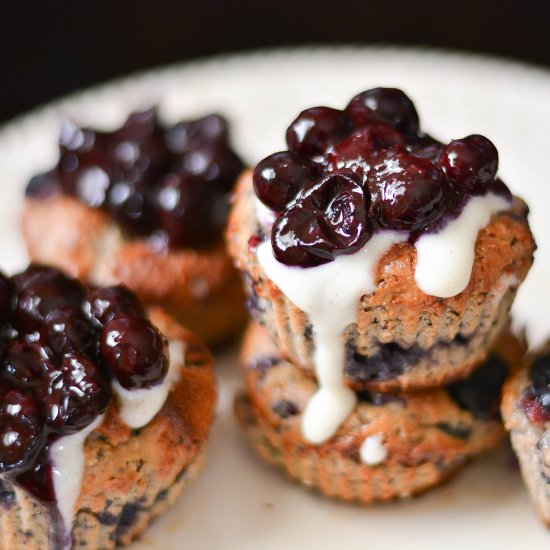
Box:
0 390 44 473
286 107 352 158
346 88 420 135
368 147 448 231
45 353 111 434
0 264 170 512
271 173 370 267
253 151 317 210
100 314 168 390
26 111 243 250
40 307 96 357
440 134 499 195
254 88 509 268
88 285 146 326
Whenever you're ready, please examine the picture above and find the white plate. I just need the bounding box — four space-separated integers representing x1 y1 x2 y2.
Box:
1 46 549 549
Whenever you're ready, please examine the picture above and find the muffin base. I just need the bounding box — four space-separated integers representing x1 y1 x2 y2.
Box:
236 323 508 504
0 308 217 549
227 171 535 391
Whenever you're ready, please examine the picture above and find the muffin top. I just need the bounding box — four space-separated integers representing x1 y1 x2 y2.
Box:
0 265 172 504
252 87 511 268
26 109 244 250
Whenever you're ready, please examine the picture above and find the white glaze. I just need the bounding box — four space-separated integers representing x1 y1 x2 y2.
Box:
414 193 510 298
258 192 511 446
50 414 105 548
258 231 407 444
360 434 387 466
113 339 185 429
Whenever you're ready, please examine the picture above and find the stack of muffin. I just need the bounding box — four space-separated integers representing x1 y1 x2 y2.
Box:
227 88 535 502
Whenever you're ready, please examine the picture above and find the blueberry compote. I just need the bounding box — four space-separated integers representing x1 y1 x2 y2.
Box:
26 109 244 249
521 352 550 424
0 265 168 547
253 87 511 267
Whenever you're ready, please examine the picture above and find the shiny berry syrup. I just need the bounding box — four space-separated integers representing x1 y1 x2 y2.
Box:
0 266 169 549
252 87 511 268
26 109 244 250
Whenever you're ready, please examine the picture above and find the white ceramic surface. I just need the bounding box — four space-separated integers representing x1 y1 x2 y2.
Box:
1 46 549 549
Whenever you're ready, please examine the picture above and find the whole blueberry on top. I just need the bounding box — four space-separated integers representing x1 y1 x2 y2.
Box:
439 134 499 195
100 314 169 390
271 173 370 267
286 107 352 158
345 88 420 135
253 151 318 211
368 147 448 231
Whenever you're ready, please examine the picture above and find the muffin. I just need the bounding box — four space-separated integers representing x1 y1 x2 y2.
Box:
23 108 247 347
236 322 519 503
227 88 535 445
0 265 216 549
501 343 550 526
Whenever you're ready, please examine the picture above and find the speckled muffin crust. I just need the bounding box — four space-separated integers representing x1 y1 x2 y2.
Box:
0 308 217 550
501 344 550 526
24 196 247 347
227 170 535 391
235 322 519 504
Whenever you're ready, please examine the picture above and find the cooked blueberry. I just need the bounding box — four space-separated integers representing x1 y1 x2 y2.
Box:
106 180 156 237
286 107 352 158
0 340 55 393
88 285 146 326
45 353 111 434
368 147 448 231
346 88 419 135
253 151 318 210
272 173 370 267
404 134 444 162
439 134 498 195
0 390 44 473
100 314 168 389
325 124 403 180
165 114 228 153
13 266 86 334
156 173 228 248
522 352 550 423
272 400 299 418
113 108 159 143
40 307 96 357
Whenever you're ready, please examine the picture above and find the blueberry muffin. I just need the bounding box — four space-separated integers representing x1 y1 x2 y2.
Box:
0 265 216 549
226 88 535 410
23 109 247 347
236 322 520 503
501 343 550 526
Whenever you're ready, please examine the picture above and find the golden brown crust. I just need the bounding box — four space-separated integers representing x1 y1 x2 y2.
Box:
227 170 535 391
236 322 508 504
23 196 247 347
0 308 217 550
501 346 550 527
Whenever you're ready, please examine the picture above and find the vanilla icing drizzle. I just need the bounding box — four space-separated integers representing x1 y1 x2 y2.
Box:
257 192 511 445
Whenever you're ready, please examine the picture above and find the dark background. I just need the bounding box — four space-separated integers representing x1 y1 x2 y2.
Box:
1 1 548 123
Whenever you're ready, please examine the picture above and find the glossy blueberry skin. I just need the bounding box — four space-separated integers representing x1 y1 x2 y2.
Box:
0 390 44 473
368 147 449 231
286 107 353 158
253 151 318 211
272 173 370 267
346 88 420 135
100 314 169 390
88 285 146 326
439 134 499 195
